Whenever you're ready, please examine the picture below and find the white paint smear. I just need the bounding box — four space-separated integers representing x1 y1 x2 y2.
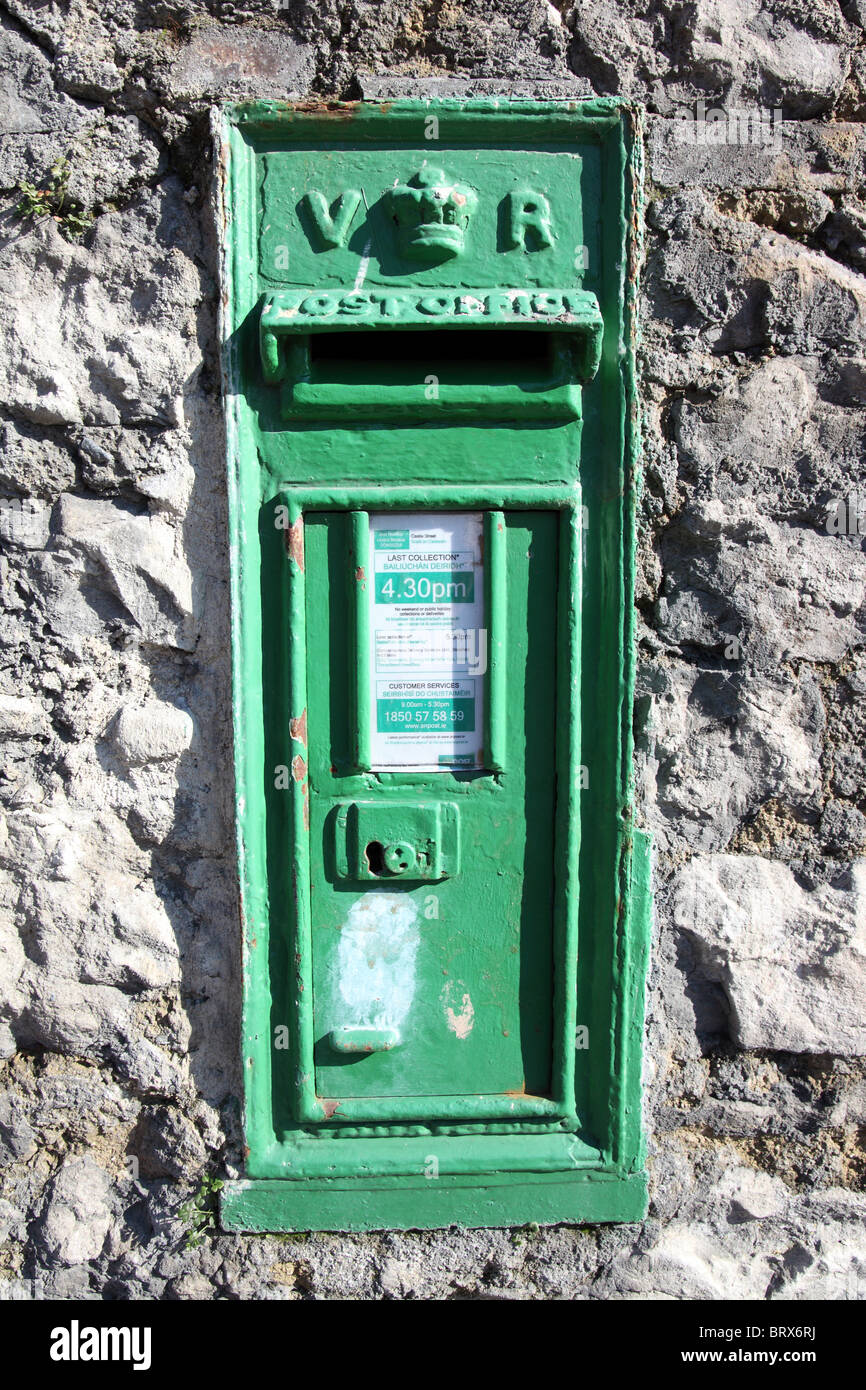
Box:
336 893 420 1030
353 238 373 291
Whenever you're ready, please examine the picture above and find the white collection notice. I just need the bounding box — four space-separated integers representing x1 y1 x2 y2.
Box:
368 512 486 770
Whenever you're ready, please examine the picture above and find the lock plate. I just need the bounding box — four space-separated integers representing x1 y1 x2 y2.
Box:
333 800 459 882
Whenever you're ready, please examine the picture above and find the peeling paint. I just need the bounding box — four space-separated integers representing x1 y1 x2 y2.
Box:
291 754 306 782
442 981 475 1039
291 754 309 829
287 515 305 570
289 708 308 746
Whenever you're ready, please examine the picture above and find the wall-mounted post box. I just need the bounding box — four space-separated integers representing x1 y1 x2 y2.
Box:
217 99 650 1233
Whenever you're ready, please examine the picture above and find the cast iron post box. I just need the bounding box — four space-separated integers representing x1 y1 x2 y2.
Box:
217 100 650 1232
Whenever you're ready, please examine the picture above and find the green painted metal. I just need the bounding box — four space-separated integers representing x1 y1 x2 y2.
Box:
483 510 506 773
217 99 649 1233
221 1172 648 1234
350 510 372 771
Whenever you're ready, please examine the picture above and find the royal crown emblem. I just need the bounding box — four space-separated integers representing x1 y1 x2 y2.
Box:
387 165 478 262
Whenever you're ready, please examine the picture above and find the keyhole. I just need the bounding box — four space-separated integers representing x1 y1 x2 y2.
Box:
365 840 386 876
383 841 417 875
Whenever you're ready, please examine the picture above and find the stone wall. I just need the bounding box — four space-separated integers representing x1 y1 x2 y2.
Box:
1 0 865 1300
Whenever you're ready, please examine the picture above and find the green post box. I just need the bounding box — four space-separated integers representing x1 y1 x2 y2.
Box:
217 99 650 1233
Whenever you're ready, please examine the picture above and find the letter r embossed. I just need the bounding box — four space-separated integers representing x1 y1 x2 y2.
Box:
504 189 556 251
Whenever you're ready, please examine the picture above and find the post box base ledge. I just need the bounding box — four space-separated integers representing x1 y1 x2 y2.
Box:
219 1171 648 1234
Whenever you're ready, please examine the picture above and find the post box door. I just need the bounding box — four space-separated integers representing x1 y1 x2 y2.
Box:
302 506 572 1120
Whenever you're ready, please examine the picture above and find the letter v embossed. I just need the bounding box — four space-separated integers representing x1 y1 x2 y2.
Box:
301 189 362 249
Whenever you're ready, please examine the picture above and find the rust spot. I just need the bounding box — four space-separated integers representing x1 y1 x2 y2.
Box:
290 708 308 747
321 1099 341 1119
355 565 365 582
291 753 307 783
504 1081 528 1098
287 516 305 570
218 141 230 193
288 101 363 120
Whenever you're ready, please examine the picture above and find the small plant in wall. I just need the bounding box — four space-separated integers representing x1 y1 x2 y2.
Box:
15 157 92 240
179 1173 224 1249
510 1222 540 1247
